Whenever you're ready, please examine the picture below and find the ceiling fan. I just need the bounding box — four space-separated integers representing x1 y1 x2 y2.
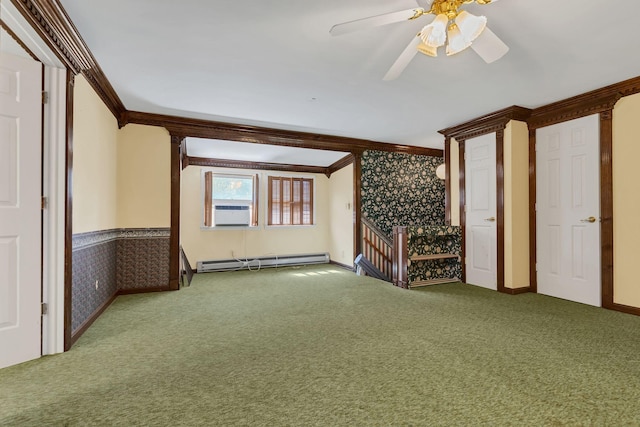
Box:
330 0 509 80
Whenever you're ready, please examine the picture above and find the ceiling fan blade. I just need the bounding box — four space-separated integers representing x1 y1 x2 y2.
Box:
470 27 509 63
330 8 425 36
383 36 421 81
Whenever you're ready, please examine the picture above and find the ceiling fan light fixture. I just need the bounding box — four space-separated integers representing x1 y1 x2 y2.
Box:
417 42 438 57
421 14 448 47
455 10 487 43
445 24 471 56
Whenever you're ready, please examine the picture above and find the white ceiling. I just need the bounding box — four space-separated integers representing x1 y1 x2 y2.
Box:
58 0 640 156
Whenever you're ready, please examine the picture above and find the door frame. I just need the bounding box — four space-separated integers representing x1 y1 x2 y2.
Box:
2 1 68 355
528 97 619 310
440 107 531 294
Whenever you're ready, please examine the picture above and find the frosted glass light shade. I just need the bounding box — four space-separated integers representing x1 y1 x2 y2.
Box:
420 14 448 47
446 25 471 56
417 42 438 57
455 11 487 43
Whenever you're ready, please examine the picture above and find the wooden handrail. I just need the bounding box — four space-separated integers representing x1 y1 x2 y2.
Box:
361 219 393 281
361 216 392 246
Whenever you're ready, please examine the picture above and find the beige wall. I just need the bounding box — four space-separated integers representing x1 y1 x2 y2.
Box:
503 121 530 289
73 77 172 233
72 75 118 233
181 166 332 264
117 124 171 228
613 93 640 307
329 164 354 266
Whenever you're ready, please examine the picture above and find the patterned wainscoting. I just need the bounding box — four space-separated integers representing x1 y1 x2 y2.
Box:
72 228 170 334
361 150 445 237
72 230 119 334
117 229 171 291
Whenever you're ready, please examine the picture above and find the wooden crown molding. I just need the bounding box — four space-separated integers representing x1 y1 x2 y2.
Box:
10 0 126 120
187 156 327 176
186 153 354 178
438 106 532 141
527 80 635 129
124 110 443 157
327 154 354 176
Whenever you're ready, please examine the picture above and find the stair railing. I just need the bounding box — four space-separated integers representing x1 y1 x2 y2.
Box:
361 217 393 281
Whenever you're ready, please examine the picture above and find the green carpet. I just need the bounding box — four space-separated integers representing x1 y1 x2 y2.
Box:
2 264 640 426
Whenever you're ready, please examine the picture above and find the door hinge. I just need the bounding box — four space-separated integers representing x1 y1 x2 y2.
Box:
41 196 47 210
535 263 538 272
41 303 48 315
42 91 49 104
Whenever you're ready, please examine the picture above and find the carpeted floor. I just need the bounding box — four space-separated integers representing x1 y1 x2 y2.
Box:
2 264 640 426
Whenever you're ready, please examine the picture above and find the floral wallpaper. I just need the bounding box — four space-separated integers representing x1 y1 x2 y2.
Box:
361 150 445 237
407 225 462 285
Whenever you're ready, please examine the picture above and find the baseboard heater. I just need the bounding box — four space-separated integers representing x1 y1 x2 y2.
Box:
196 253 330 273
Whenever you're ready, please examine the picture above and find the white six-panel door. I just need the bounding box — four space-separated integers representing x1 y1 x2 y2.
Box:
536 115 601 307
465 133 497 290
0 52 42 368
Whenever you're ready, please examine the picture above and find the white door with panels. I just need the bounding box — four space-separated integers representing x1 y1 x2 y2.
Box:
465 133 497 290
536 115 600 307
0 52 43 368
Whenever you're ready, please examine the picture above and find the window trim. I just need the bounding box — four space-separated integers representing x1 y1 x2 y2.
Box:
202 170 259 228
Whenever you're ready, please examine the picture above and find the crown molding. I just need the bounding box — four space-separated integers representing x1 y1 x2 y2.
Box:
186 153 353 178
438 106 532 141
185 156 341 177
327 154 355 176
439 76 640 137
123 110 444 157
10 0 126 119
526 78 640 129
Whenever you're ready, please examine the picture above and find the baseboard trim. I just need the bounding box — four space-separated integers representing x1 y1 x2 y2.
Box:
117 285 172 295
500 287 531 295
69 285 174 348
607 302 640 316
69 290 118 347
330 260 354 271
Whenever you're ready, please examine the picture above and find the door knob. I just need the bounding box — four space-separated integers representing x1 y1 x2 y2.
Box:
580 216 597 223
484 217 496 222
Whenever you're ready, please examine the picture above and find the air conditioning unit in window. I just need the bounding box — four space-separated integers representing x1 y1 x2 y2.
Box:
214 205 250 226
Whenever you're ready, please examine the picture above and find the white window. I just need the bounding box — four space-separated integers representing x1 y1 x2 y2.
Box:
203 172 258 227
